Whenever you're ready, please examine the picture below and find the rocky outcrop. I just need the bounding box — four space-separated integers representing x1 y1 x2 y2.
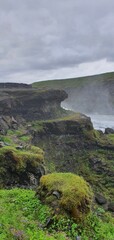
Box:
0 88 68 121
31 114 114 202
105 128 114 134
0 116 18 134
33 72 114 115
32 113 93 136
0 83 31 89
0 146 45 188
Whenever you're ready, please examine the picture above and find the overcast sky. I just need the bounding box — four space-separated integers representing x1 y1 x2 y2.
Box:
0 0 114 83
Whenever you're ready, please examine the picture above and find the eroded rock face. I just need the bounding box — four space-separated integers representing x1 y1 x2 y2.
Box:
0 116 18 134
0 83 31 89
0 146 45 188
32 113 93 136
0 88 68 121
31 114 114 202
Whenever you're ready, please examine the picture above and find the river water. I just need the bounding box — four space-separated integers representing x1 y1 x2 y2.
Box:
89 114 114 132
62 104 114 132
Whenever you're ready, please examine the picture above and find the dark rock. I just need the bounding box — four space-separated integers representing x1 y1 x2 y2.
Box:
105 128 114 134
0 146 45 188
33 114 93 137
0 89 68 121
0 82 31 89
95 194 107 205
16 145 24 150
0 117 9 134
108 202 114 212
89 157 108 174
0 115 19 134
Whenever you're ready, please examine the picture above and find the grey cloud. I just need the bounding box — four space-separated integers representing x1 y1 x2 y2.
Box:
0 0 114 82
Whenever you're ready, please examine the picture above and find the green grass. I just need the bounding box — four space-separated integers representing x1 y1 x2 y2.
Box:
19 135 31 142
106 134 114 143
0 128 32 149
0 188 68 240
32 72 114 89
0 135 13 144
0 188 114 240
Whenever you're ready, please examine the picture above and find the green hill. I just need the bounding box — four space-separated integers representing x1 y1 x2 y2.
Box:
32 72 114 89
33 72 114 115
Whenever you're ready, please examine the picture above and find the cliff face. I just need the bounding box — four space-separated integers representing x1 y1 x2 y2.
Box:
0 88 68 121
33 72 114 115
0 83 32 89
0 84 114 207
31 114 114 202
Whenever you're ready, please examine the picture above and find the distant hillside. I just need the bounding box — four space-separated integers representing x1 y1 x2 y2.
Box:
33 72 114 115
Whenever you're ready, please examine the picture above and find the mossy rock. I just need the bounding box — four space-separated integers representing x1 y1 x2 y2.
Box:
37 173 93 221
0 146 45 187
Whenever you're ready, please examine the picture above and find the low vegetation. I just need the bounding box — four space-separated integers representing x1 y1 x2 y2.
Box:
38 173 93 221
1 72 114 239
32 72 114 89
0 188 114 240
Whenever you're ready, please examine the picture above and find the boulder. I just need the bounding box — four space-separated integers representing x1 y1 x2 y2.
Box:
95 193 107 205
105 128 114 134
36 173 93 221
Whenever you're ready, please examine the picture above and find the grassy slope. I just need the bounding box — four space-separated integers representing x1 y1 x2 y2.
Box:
32 72 114 89
0 188 114 240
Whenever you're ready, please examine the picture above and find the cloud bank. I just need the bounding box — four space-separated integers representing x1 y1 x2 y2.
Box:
0 0 114 83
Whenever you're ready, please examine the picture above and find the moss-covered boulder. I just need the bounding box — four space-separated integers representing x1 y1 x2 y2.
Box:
37 173 93 221
0 146 45 188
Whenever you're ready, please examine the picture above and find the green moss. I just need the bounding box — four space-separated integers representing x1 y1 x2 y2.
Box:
19 135 31 142
0 135 13 144
0 146 44 187
1 146 43 166
30 145 44 155
31 121 44 131
106 133 114 143
39 173 93 221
